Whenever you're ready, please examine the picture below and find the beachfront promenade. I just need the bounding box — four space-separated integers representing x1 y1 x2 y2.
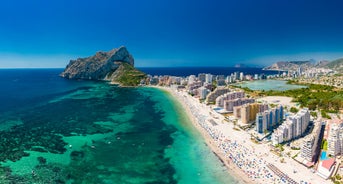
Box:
165 87 329 184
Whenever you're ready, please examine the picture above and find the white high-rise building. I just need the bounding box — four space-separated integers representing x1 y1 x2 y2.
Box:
205 74 213 83
198 87 210 100
256 111 268 133
226 76 233 84
285 121 293 141
300 122 325 163
198 73 206 83
188 75 196 85
272 124 288 145
271 108 310 145
299 108 311 132
254 74 259 80
298 66 303 76
255 105 283 133
328 123 343 156
233 72 239 81
301 136 315 161
239 72 244 81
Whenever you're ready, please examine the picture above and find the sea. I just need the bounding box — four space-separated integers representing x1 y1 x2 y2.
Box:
0 67 275 183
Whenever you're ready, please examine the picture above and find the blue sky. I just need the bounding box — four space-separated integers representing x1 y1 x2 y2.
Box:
1 0 343 68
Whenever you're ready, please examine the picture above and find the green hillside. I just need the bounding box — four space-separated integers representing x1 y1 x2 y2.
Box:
112 63 146 86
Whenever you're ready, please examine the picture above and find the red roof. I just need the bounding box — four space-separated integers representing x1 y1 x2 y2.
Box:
305 161 314 167
322 158 335 170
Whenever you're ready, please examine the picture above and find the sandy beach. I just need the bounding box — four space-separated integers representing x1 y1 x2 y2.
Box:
154 86 329 184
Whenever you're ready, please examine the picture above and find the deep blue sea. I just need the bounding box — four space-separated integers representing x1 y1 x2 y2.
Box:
0 68 242 184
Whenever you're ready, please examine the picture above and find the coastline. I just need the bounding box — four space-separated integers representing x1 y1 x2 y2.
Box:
151 85 329 184
153 86 253 184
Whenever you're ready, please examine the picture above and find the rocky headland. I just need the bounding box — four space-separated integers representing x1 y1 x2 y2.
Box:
60 46 146 86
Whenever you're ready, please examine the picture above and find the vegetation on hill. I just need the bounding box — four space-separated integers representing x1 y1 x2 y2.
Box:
246 83 343 112
113 63 146 86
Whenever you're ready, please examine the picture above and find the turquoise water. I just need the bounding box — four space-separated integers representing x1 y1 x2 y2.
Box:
239 80 306 91
0 69 237 183
320 151 328 160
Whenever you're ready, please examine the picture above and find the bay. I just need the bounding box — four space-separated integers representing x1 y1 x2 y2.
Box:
0 69 237 183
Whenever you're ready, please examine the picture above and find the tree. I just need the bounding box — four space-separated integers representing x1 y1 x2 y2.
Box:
270 104 277 108
321 111 331 119
308 100 318 110
290 107 298 113
310 111 318 118
321 139 328 150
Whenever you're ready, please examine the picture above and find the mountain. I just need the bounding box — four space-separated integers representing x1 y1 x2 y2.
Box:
314 60 330 67
325 58 343 73
60 46 146 86
263 61 312 71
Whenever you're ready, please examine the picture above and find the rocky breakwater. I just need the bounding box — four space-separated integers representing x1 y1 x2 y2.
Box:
60 46 146 86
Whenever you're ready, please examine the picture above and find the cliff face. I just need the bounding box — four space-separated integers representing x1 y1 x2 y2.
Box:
60 46 145 86
60 46 134 80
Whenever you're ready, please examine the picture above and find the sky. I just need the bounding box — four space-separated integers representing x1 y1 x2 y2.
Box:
1 0 343 68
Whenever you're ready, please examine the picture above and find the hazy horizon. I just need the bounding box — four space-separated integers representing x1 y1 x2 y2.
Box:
1 0 343 68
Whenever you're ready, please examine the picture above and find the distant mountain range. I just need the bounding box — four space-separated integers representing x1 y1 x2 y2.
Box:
325 58 343 73
263 61 313 71
263 58 343 73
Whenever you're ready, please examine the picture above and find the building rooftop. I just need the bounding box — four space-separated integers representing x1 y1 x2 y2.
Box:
322 158 335 170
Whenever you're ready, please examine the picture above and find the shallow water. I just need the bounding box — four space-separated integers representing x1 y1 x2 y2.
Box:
0 69 237 184
239 80 306 91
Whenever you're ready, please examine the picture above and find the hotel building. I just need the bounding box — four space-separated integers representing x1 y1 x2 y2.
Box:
198 87 210 100
300 122 324 164
234 103 268 124
271 108 310 145
301 136 315 162
255 105 283 134
215 91 255 112
206 87 230 103
328 123 343 156
205 74 213 84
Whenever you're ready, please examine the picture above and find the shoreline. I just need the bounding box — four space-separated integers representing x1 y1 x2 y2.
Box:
152 86 329 184
153 86 254 184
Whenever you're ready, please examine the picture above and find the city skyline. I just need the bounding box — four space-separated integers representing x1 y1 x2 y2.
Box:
1 0 343 68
